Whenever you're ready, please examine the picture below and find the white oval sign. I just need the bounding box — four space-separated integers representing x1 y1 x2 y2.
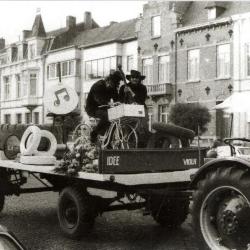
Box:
44 84 79 115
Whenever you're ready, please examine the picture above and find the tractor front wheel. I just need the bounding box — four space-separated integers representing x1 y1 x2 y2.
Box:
192 167 250 250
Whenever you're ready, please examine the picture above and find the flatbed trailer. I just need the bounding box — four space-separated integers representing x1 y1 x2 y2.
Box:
0 148 205 240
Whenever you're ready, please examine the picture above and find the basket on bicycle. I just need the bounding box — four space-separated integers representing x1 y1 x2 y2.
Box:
107 104 145 123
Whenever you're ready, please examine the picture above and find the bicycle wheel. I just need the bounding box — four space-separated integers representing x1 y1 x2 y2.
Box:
110 123 138 149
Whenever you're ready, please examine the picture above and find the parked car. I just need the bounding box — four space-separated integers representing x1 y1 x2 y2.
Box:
216 145 250 159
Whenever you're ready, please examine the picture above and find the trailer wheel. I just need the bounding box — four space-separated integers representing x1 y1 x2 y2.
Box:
150 196 189 228
57 186 95 239
192 167 250 250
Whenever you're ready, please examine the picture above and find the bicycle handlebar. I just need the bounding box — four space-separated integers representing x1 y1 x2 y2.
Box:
98 102 121 108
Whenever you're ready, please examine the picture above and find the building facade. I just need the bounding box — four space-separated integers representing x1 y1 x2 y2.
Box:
136 1 250 140
0 12 98 124
2 2 250 142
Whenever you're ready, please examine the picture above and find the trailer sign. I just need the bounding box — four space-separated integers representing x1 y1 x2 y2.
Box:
106 156 120 166
100 148 207 174
183 158 197 166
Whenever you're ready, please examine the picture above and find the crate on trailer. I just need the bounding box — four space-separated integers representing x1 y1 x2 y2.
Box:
108 104 145 121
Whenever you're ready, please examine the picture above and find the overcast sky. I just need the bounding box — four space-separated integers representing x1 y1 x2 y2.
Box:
0 1 147 44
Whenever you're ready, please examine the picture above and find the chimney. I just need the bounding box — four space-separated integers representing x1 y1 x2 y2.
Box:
84 11 92 29
66 16 76 29
22 30 31 40
0 38 5 50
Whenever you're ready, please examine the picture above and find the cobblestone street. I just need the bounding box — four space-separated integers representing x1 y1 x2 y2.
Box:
0 177 199 250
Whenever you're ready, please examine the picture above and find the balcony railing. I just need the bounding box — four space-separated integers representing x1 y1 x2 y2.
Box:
146 83 173 96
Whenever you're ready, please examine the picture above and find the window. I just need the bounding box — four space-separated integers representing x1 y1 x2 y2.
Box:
188 49 200 81
16 74 21 98
25 113 31 124
11 47 18 62
159 55 170 83
246 44 250 77
48 63 56 79
127 56 133 72
85 56 122 80
148 106 153 131
29 44 35 59
4 114 11 124
151 16 161 37
208 8 216 20
48 61 75 79
159 104 169 123
142 58 153 85
4 76 10 100
16 113 22 124
30 73 37 96
34 112 39 124
217 44 230 78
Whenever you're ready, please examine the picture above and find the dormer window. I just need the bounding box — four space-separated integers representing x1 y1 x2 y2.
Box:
205 2 226 21
208 8 216 20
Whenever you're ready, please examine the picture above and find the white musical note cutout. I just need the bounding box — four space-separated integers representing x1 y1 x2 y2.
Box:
44 84 78 115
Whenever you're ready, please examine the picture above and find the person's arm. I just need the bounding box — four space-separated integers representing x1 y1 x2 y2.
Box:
133 85 147 104
118 85 125 103
92 82 109 105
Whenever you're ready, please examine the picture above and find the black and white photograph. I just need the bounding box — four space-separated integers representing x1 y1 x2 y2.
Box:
0 1 250 249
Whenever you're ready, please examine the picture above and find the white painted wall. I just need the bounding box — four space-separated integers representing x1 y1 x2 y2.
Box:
232 13 250 137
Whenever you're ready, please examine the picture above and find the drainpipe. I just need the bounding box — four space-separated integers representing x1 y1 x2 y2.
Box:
42 54 47 124
0 68 1 123
174 31 178 103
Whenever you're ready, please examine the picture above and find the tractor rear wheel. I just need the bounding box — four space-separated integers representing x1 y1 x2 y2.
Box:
192 167 250 250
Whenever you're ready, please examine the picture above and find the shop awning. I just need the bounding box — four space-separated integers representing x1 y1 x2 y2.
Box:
214 92 250 113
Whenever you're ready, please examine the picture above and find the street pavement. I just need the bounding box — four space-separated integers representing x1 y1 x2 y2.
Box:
0 176 199 250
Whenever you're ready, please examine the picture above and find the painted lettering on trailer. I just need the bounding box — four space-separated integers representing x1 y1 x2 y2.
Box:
107 156 120 166
183 158 197 166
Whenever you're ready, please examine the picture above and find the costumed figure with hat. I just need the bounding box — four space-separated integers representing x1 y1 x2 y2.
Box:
118 70 149 147
85 70 123 143
118 70 147 105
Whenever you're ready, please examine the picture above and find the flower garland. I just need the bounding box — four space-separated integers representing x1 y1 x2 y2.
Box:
54 135 99 176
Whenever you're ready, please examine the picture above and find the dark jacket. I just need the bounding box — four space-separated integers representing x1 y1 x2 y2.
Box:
85 79 118 117
118 82 147 105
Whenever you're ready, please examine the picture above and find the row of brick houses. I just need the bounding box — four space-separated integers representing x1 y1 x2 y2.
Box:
1 1 250 141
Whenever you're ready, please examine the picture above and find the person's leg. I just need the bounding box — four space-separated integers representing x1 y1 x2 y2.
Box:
90 109 110 142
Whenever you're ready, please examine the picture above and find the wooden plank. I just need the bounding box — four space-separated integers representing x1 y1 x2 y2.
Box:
0 160 197 186
101 168 198 185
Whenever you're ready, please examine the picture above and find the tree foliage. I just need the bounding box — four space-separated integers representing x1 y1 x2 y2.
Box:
169 103 211 135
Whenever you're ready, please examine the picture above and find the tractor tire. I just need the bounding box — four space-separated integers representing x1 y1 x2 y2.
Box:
152 122 195 140
57 186 96 239
192 167 250 250
150 196 189 229
0 192 5 213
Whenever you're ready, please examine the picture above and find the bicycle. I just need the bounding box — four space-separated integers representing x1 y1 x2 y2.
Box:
72 104 140 149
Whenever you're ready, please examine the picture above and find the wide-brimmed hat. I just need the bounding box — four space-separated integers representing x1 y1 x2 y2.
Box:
126 70 145 81
109 70 123 82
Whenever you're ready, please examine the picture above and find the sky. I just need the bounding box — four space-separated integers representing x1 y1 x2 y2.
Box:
0 1 147 44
